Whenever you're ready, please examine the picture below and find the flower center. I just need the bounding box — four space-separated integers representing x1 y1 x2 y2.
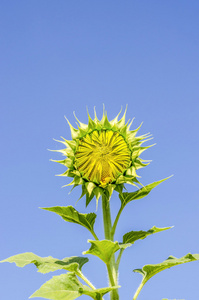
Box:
75 130 131 186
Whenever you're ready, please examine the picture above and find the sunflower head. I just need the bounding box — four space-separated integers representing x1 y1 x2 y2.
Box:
53 107 152 206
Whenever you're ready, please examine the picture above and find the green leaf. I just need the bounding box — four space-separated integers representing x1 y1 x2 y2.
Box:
119 177 171 208
30 273 85 300
30 272 119 300
42 206 97 235
123 226 172 245
93 286 121 297
134 253 199 283
83 240 128 264
0 252 88 273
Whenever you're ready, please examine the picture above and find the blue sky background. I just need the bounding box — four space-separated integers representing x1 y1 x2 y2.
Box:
0 1 199 300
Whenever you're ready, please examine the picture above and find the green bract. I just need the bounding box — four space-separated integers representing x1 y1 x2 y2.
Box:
53 107 152 205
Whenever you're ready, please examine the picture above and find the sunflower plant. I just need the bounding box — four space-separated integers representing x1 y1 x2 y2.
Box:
1 108 199 300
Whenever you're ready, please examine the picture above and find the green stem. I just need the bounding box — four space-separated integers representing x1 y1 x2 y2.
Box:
91 230 99 240
115 248 124 272
132 279 146 300
102 193 113 241
76 270 96 290
102 193 119 300
107 263 117 288
77 271 105 300
111 206 123 239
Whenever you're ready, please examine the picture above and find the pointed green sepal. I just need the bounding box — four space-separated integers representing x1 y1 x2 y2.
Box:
73 112 88 130
60 137 77 151
87 109 96 130
114 183 124 195
116 106 127 129
86 192 95 207
51 158 73 168
100 107 112 129
65 117 79 140
85 182 96 196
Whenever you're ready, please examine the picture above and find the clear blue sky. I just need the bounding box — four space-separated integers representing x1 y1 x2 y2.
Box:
0 1 199 300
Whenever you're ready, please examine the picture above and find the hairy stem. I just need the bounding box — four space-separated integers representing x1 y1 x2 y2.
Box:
115 248 124 272
107 263 117 288
102 193 119 300
76 270 96 290
111 206 123 239
132 279 145 300
102 194 119 300
102 194 113 240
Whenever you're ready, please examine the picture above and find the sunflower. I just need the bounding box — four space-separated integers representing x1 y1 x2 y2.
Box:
53 107 152 206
